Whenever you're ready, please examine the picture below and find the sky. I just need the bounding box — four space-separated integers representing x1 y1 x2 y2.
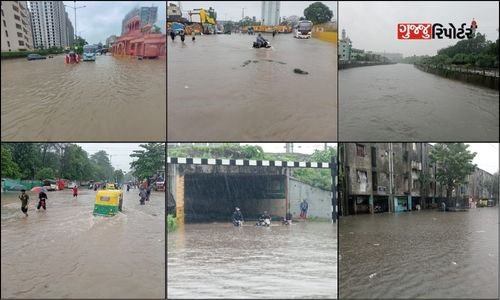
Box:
465 143 499 174
240 143 337 155
62 1 166 45
77 143 143 173
168 1 337 22
339 1 499 57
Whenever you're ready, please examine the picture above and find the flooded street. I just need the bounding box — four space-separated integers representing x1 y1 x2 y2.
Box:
1 188 165 299
339 64 499 141
167 34 337 141
339 208 499 299
167 222 337 299
1 55 166 141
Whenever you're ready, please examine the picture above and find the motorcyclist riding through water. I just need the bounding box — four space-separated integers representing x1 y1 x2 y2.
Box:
232 207 244 226
256 211 271 226
254 33 269 48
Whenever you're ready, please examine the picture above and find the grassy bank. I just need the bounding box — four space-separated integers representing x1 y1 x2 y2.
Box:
167 214 178 232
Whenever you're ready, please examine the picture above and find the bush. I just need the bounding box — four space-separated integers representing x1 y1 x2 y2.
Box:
1 48 65 59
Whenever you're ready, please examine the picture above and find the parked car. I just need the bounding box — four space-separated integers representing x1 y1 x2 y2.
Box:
67 181 77 189
42 179 58 191
27 53 47 60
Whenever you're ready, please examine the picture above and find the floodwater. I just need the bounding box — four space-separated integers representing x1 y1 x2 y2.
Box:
339 208 499 299
167 34 337 141
1 188 165 299
167 222 337 299
1 54 166 141
339 64 499 141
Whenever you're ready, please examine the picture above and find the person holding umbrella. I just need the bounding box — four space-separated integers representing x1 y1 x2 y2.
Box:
38 188 48 210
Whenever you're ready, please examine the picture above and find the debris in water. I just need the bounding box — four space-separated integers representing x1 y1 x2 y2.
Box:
452 261 457 265
241 60 252 67
369 273 377 279
184 85 189 89
277 61 287 64
294 68 309 75
252 60 258 63
373 243 380 246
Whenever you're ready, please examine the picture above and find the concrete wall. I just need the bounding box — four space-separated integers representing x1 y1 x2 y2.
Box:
289 177 331 219
415 64 499 91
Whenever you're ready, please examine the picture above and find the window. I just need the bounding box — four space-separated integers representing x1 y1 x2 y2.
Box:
17 32 22 37
14 14 20 21
413 143 417 151
12 5 19 12
412 179 419 190
7 41 10 47
18 40 24 46
5 30 8 37
15 23 22 29
357 170 368 192
2 20 6 27
356 144 365 157
371 147 377 167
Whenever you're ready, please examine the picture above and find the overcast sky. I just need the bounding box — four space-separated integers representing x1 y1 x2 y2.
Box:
168 1 337 22
241 143 337 156
339 1 499 57
77 143 143 172
466 143 499 174
61 1 166 45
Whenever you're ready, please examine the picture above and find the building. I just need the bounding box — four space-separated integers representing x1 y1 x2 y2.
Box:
261 1 280 26
167 2 181 18
112 6 165 58
105 34 117 47
338 29 351 61
29 1 73 49
65 11 73 48
339 143 496 216
373 51 403 63
121 6 158 36
1 1 34 51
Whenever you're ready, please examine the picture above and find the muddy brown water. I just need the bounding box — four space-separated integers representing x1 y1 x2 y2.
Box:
1 55 166 141
167 34 337 141
339 208 499 299
1 189 165 299
339 63 499 141
167 222 337 299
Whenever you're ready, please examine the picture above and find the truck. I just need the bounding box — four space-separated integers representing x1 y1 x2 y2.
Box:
294 20 313 39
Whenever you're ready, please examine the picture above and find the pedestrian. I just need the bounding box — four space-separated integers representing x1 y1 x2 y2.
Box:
73 185 78 198
139 188 147 205
146 184 152 201
94 184 98 191
170 30 176 41
272 30 277 38
127 184 130 192
300 199 309 219
19 189 29 216
180 30 186 43
38 190 48 210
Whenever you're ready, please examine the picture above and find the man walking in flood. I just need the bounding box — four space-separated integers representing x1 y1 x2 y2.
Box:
72 185 78 199
19 189 29 216
38 190 48 210
300 199 309 219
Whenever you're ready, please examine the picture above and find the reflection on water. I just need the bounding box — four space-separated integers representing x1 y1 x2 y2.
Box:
167 34 337 141
1 55 166 141
339 64 499 141
167 222 337 299
1 189 165 299
339 209 499 299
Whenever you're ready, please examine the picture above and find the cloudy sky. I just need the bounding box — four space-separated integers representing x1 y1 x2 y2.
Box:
168 1 337 21
466 143 499 174
77 143 143 172
62 1 166 45
241 143 337 156
339 1 499 56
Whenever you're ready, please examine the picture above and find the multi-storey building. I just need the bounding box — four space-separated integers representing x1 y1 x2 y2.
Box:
29 1 72 49
1 1 34 51
339 143 496 216
261 1 280 26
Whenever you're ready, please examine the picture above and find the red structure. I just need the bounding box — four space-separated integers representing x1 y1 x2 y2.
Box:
112 16 166 58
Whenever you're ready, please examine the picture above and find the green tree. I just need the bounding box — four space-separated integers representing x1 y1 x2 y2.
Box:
91 150 114 181
429 143 477 206
35 167 56 180
130 143 165 181
304 2 333 25
60 144 94 181
4 143 41 179
113 169 125 184
1 144 21 178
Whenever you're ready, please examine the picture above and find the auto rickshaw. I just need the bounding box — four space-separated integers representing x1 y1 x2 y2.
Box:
93 189 123 216
106 183 117 190
479 199 488 207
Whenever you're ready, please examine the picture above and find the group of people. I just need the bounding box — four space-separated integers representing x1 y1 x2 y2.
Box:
230 200 308 226
138 183 153 205
170 30 195 43
18 186 78 216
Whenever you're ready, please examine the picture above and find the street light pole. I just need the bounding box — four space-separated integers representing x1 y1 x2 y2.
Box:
65 1 86 47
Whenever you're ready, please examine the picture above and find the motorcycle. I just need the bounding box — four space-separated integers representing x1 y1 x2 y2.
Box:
256 217 271 227
253 40 271 49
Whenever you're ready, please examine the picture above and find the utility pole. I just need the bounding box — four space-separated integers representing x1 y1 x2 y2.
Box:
388 143 394 213
65 1 86 47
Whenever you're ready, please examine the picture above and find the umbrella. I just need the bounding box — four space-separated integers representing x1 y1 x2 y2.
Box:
31 186 47 193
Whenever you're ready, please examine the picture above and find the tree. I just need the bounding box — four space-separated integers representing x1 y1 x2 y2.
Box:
113 169 125 184
4 143 40 179
1 144 20 178
429 143 477 207
91 150 114 181
304 2 333 25
60 144 94 181
130 143 165 181
35 167 55 180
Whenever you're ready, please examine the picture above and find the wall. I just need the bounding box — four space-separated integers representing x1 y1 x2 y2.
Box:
289 177 331 219
414 64 499 91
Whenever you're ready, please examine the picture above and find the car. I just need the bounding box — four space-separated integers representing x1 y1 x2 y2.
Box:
42 179 58 191
27 53 47 60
